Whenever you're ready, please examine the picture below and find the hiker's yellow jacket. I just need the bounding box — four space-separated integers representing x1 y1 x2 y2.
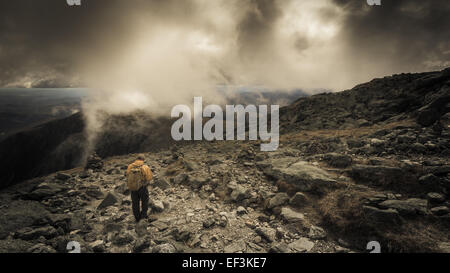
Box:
126 160 153 185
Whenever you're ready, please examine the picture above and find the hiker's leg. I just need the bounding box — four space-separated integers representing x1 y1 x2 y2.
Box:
131 191 141 222
140 186 149 219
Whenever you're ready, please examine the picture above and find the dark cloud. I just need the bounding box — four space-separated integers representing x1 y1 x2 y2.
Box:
236 0 283 59
332 0 450 73
0 0 199 87
0 0 448 89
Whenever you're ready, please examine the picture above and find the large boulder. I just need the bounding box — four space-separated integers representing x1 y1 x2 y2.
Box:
288 237 315 253
258 158 337 192
97 193 119 210
350 165 412 189
378 198 428 216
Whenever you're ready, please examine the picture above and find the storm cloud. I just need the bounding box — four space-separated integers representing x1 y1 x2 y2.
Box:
0 0 449 93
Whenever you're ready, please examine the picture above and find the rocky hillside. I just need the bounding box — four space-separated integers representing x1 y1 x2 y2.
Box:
0 68 449 253
280 67 450 132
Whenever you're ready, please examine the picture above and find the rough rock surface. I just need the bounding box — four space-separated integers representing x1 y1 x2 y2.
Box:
0 68 449 253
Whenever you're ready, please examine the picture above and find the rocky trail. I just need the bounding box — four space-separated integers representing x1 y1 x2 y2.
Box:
1 68 450 253
1 116 449 253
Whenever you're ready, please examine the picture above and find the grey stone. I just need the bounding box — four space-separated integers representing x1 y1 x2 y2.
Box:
151 200 165 213
224 240 247 253
230 185 250 202
151 220 169 231
90 240 106 253
26 184 66 200
288 237 314 253
289 192 308 208
438 242 450 253
15 226 58 240
269 242 291 253
97 193 119 210
351 165 405 186
363 206 402 225
266 193 289 210
427 192 446 204
280 207 306 223
27 243 57 253
236 206 247 216
154 178 172 190
378 198 428 216
152 243 176 253
203 217 216 229
255 227 277 243
85 188 104 199
430 206 449 216
258 158 337 192
308 225 327 240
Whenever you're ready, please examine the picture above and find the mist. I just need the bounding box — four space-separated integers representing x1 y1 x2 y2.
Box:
0 0 449 152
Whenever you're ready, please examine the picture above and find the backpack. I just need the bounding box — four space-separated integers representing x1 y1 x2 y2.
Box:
127 165 144 191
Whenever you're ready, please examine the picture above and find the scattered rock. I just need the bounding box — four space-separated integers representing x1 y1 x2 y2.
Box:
266 193 289 210
25 183 66 201
427 192 445 204
236 206 247 216
203 217 216 229
378 198 428 216
308 225 327 240
90 240 106 253
280 207 306 223
363 206 402 225
113 232 135 246
288 237 314 252
269 242 291 253
430 206 449 216
259 158 337 192
152 243 176 253
97 193 119 210
14 226 58 240
224 240 247 253
154 178 172 190
150 200 165 213
323 153 353 168
27 243 57 253
230 185 250 202
289 192 308 208
255 227 277 243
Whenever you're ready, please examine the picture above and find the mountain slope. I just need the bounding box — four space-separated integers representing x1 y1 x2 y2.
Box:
0 68 449 253
280 68 450 132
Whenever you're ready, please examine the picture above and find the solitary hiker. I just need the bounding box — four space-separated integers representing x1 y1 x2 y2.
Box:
126 154 153 222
